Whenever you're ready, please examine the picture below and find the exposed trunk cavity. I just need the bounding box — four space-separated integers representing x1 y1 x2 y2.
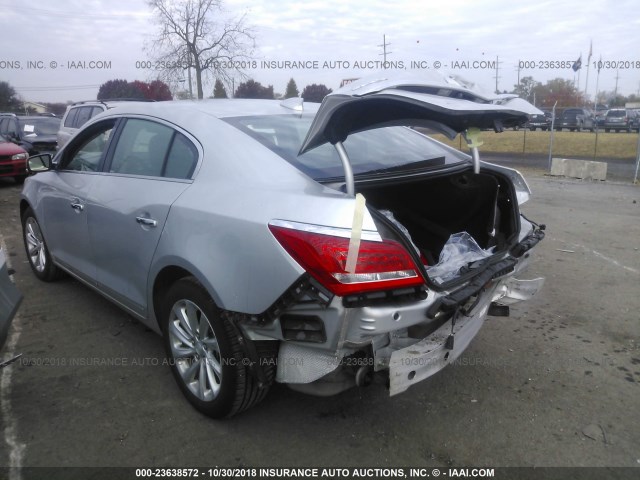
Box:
358 169 519 276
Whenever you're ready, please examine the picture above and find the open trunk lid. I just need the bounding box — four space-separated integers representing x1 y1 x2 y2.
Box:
299 71 543 154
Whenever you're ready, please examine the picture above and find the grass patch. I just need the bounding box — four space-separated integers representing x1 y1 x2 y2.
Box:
428 130 640 159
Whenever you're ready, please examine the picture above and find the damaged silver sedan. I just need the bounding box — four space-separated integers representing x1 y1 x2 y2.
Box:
20 72 545 417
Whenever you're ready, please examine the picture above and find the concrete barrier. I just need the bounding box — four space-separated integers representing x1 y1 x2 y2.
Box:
550 158 607 181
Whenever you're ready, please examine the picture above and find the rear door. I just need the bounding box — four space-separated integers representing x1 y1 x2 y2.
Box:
87 117 199 316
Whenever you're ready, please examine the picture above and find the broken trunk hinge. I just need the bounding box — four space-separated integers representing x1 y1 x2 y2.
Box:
334 141 355 196
463 128 483 174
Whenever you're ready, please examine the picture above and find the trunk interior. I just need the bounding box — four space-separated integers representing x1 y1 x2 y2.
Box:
358 168 519 275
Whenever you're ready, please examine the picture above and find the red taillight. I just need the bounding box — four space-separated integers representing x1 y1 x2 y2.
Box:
269 224 424 296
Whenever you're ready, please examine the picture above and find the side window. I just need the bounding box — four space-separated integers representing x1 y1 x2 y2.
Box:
74 106 93 128
62 122 115 172
0 118 7 135
8 119 19 137
63 108 79 127
164 133 198 179
89 106 103 120
109 119 173 177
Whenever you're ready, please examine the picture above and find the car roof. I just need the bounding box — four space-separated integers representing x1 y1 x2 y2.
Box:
102 99 320 120
80 99 321 154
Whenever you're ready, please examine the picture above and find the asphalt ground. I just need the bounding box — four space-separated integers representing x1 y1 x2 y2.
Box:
0 168 638 476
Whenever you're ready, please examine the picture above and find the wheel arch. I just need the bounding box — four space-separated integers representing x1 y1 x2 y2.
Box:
150 263 225 333
19 199 32 220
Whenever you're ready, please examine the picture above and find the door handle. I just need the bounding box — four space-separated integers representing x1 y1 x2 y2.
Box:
70 202 84 212
136 216 158 227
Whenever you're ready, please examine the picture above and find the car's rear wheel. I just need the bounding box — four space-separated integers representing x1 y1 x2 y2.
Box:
162 277 275 418
22 208 62 282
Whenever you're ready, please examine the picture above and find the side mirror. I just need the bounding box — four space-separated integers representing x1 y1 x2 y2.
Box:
27 153 53 174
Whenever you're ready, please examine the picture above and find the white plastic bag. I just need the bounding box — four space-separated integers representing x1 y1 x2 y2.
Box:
426 232 494 283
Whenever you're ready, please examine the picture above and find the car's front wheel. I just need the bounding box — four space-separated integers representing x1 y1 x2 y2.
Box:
21 207 62 282
162 277 275 418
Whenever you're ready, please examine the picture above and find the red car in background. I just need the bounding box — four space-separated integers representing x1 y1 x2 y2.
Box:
0 134 28 183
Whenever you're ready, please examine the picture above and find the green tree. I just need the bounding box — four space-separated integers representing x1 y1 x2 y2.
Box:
0 81 21 112
301 84 332 103
234 80 273 99
97 79 144 100
512 76 539 104
531 78 584 108
97 79 172 100
213 79 228 98
42 103 70 116
284 78 299 98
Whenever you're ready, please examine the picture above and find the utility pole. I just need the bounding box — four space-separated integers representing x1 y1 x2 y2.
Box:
614 68 620 101
494 56 502 93
378 34 392 67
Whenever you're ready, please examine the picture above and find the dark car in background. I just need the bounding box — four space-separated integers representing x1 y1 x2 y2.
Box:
630 110 640 132
604 109 636 132
0 134 29 183
0 248 23 353
527 113 551 131
0 114 60 155
556 108 595 132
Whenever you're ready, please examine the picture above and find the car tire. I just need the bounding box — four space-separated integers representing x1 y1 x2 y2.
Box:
14 175 27 184
605 128 610 133
161 276 276 418
21 207 63 282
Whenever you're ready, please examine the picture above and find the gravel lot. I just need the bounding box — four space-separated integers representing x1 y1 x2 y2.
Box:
0 171 639 472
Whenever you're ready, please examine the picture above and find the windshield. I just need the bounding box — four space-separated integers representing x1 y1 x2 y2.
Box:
225 114 466 180
18 117 61 136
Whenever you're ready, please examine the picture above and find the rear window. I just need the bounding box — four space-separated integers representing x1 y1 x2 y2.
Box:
225 114 466 180
606 110 625 118
17 117 60 136
562 109 581 118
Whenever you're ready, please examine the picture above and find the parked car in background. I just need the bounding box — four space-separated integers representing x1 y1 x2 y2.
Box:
0 134 29 183
0 114 59 155
527 113 551 131
0 248 23 353
58 100 154 149
604 109 636 132
593 104 608 127
630 110 640 132
21 73 545 418
555 108 595 132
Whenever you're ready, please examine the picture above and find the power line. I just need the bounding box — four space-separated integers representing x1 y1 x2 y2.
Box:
15 85 101 92
0 3 150 20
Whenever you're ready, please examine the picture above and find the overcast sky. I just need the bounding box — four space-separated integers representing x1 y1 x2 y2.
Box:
2 0 639 104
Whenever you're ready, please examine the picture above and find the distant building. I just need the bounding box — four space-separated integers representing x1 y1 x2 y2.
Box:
23 101 47 114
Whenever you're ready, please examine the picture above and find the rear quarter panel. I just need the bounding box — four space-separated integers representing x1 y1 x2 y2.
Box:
149 120 377 317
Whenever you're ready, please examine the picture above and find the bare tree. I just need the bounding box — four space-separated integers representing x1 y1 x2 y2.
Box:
147 0 255 99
